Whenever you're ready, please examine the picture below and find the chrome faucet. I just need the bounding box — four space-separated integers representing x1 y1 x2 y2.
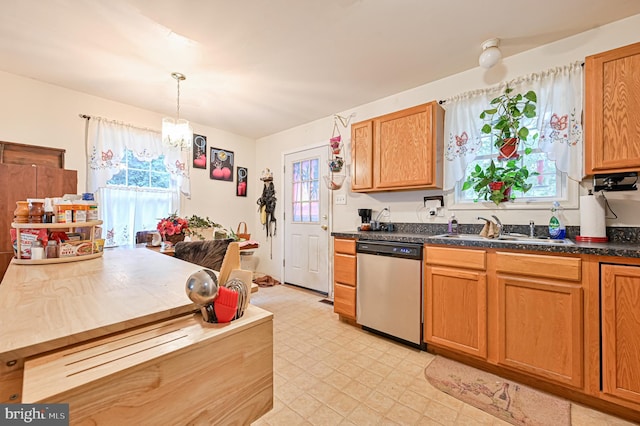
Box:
529 220 535 238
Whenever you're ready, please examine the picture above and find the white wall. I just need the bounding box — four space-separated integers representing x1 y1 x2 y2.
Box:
256 14 640 279
0 71 257 234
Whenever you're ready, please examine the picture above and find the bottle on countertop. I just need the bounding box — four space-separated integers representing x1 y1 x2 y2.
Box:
43 198 55 223
448 213 459 235
549 201 566 239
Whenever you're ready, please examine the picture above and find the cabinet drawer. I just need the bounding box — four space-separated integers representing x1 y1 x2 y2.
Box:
334 283 356 319
22 307 273 424
334 253 356 286
334 238 356 255
496 252 581 282
425 246 486 270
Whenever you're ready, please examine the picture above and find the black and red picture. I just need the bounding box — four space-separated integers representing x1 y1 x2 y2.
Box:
210 147 234 181
193 134 207 169
236 167 248 196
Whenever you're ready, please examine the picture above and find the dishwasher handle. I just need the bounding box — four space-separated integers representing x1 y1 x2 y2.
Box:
356 240 423 260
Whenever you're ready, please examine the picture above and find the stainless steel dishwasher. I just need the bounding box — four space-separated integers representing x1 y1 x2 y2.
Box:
356 240 423 347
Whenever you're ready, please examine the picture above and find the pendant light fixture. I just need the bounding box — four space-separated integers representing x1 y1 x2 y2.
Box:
479 38 502 69
162 72 193 150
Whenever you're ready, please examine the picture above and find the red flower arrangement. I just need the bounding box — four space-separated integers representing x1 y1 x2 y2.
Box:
157 213 190 238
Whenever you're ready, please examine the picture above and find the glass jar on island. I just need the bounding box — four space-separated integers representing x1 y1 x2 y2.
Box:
45 240 59 259
28 200 45 223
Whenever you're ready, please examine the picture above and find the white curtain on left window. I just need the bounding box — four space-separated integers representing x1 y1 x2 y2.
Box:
85 117 190 247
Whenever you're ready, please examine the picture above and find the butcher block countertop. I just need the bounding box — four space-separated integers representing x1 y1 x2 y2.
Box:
0 246 274 424
0 246 206 360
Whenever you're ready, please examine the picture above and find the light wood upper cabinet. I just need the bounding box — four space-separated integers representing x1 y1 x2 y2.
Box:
351 101 443 192
350 120 373 191
601 264 640 405
585 41 640 174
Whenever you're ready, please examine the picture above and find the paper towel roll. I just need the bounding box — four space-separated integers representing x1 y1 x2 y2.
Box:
579 194 606 239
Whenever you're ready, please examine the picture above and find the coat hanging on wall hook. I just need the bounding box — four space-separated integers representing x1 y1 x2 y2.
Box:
257 168 277 238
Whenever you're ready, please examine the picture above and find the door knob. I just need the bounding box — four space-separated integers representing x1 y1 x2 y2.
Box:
321 225 328 230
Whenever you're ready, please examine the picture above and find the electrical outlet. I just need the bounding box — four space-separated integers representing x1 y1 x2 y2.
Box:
429 208 437 217
335 194 347 205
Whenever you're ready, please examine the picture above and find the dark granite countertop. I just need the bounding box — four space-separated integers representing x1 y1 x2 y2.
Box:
332 224 640 259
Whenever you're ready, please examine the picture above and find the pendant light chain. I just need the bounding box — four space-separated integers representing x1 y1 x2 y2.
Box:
176 76 181 120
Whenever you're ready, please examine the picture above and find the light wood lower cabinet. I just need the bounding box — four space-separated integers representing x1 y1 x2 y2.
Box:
495 252 583 388
496 275 583 387
333 238 356 319
601 263 640 405
424 246 487 358
425 265 487 358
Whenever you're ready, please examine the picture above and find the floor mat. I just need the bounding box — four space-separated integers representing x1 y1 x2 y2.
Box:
424 356 570 426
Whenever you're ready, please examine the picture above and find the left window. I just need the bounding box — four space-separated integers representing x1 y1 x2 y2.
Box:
107 150 171 189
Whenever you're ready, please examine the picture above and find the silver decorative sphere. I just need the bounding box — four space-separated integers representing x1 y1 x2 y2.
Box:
185 269 219 306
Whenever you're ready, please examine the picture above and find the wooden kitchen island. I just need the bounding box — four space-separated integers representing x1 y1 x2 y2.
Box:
0 246 273 425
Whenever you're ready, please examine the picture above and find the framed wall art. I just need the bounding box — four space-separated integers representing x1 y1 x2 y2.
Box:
210 147 234 181
236 167 248 196
193 134 207 169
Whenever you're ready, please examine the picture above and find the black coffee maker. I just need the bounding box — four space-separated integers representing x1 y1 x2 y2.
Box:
358 209 372 225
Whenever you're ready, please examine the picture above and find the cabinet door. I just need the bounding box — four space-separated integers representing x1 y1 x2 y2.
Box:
497 275 583 387
334 283 356 319
350 120 373 191
374 102 441 189
0 164 37 252
585 41 640 174
424 265 487 358
36 166 77 197
601 264 640 404
333 253 356 287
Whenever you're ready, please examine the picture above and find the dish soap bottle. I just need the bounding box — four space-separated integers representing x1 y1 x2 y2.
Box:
448 213 459 235
549 201 566 239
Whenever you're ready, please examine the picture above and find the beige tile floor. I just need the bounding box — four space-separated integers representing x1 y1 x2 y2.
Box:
250 284 637 426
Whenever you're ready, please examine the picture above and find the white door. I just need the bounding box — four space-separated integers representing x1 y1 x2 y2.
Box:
283 146 330 294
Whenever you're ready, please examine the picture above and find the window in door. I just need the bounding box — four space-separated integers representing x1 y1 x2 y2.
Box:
291 158 320 223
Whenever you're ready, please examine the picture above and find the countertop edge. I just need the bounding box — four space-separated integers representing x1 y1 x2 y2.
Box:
331 231 640 258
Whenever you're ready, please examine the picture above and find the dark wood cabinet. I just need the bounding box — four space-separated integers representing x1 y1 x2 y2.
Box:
0 142 77 281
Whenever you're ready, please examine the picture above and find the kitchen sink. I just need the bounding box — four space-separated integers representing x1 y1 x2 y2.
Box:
430 233 575 245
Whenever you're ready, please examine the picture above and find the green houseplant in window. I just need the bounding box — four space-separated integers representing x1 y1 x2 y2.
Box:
480 87 538 160
462 159 536 205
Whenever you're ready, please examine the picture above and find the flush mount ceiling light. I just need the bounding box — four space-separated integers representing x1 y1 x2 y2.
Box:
479 38 502 69
162 72 193 150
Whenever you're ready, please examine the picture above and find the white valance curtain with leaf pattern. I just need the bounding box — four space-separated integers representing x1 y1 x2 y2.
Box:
442 61 584 190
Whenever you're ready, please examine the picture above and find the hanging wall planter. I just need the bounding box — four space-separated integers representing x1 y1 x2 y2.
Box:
330 135 342 155
328 156 344 173
480 87 538 160
323 174 346 190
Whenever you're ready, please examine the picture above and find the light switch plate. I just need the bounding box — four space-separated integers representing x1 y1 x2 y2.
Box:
335 194 347 205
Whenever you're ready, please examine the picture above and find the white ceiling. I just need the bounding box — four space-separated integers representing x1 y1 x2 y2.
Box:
1 1 640 139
